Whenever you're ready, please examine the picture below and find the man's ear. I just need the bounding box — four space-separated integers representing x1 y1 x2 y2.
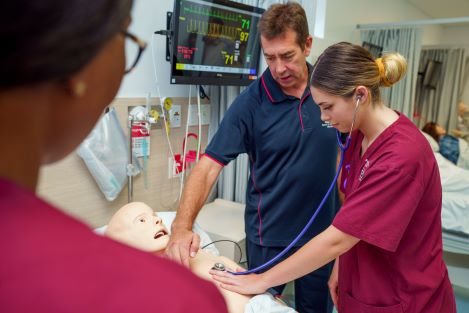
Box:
303 35 313 57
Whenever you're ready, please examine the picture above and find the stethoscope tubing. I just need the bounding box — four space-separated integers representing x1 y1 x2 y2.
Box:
230 98 360 276
230 130 351 275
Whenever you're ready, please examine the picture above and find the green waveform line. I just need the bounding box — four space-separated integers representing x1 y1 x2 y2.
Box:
183 5 241 22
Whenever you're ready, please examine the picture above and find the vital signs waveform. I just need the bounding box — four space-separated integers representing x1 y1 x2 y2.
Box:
185 19 240 41
183 5 240 22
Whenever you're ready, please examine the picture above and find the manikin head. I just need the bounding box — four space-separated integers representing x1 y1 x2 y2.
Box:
458 101 468 117
422 122 446 142
106 202 169 253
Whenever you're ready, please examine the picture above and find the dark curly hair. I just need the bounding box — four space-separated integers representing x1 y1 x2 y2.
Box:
0 0 132 89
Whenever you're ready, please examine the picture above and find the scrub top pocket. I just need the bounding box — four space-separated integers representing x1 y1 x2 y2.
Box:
342 292 404 313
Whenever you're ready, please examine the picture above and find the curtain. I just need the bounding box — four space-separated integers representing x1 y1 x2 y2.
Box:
414 48 466 131
208 0 289 203
360 27 423 119
207 85 249 203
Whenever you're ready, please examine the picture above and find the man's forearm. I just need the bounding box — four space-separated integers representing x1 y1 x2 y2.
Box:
172 156 222 231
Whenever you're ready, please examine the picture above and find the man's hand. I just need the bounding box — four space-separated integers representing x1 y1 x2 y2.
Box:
165 227 200 267
328 259 339 309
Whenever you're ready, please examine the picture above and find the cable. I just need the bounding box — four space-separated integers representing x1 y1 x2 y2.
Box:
151 33 181 181
199 85 210 101
196 85 202 162
231 99 360 275
179 85 192 199
201 239 243 264
154 30 172 36
152 33 182 210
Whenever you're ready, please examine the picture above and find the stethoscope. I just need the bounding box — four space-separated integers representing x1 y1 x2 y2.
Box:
212 96 362 275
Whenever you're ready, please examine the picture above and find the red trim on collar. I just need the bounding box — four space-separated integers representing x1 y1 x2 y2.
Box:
261 76 275 103
297 90 311 132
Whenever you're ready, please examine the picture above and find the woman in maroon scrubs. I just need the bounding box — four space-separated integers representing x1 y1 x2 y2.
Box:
211 42 456 313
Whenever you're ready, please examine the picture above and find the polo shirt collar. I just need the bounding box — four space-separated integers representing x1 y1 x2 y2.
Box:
261 62 313 104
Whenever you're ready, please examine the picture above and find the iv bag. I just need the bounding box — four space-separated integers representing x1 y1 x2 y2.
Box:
77 107 141 201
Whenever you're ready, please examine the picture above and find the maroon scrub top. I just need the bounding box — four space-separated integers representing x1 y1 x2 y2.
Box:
334 113 456 313
0 178 227 313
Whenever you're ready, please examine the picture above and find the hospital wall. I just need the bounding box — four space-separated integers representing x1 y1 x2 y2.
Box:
38 98 210 228
308 0 443 61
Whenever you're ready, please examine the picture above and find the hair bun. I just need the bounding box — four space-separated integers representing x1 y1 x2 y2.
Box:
375 53 407 87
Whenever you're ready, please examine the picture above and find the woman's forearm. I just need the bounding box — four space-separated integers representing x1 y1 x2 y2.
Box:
261 225 359 288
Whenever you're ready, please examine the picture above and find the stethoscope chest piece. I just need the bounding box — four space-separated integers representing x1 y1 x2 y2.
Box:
211 262 226 271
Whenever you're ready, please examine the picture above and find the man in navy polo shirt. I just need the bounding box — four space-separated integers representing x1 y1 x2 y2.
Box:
167 3 339 312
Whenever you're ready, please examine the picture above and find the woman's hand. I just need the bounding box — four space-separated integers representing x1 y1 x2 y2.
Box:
209 268 269 295
328 259 339 309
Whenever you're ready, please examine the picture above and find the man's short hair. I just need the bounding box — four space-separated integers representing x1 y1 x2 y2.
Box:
257 2 309 49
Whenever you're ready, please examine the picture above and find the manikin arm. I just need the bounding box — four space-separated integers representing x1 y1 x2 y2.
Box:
166 155 223 266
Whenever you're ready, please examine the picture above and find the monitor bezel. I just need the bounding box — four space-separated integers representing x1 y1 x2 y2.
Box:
169 0 265 86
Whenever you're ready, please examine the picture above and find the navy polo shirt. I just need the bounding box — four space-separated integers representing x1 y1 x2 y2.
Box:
205 64 340 246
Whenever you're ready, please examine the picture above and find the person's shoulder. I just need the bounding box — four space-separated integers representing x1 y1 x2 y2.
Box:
97 245 227 312
65 230 227 312
0 206 227 313
379 115 436 173
232 80 262 106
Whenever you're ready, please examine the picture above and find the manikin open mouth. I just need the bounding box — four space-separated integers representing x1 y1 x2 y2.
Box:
154 230 168 239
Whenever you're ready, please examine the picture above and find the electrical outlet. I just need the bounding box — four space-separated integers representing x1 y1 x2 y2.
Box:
167 157 181 179
169 104 181 128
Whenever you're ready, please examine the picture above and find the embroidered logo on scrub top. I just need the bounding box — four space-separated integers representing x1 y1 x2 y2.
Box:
358 159 370 182
343 164 351 189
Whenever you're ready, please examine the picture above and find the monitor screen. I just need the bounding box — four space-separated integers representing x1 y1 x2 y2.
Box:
170 0 264 86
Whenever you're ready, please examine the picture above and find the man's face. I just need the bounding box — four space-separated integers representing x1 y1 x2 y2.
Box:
261 29 311 92
106 202 170 253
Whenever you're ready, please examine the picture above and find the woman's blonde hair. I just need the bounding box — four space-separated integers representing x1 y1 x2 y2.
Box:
310 42 407 104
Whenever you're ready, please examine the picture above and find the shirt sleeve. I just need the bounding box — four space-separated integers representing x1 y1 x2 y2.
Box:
204 93 255 165
333 165 424 252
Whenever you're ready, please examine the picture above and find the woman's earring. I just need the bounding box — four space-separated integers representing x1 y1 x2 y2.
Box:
74 81 87 97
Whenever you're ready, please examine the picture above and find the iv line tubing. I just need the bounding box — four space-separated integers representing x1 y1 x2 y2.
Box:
196 85 202 162
180 85 192 198
151 33 181 184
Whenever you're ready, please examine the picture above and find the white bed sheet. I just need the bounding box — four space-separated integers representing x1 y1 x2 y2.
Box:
435 153 469 235
457 137 469 169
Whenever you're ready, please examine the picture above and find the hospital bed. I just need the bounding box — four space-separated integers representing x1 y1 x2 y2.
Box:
434 152 469 253
426 135 469 298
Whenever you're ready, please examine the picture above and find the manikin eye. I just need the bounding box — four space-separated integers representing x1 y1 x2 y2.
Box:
139 218 146 223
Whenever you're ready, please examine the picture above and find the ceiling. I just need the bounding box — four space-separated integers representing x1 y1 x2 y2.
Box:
405 0 469 19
